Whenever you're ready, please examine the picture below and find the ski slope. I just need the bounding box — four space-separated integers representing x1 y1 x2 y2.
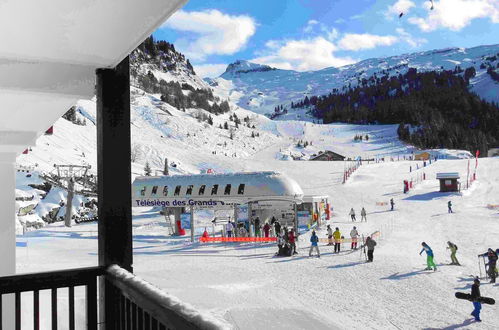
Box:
17 157 499 329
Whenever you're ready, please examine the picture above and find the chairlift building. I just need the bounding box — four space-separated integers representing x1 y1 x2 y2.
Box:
133 171 306 237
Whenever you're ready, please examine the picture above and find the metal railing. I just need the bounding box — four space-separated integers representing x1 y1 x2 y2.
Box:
0 266 103 330
0 266 206 330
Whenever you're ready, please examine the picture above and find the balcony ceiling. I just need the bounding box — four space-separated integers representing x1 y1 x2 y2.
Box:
0 0 187 159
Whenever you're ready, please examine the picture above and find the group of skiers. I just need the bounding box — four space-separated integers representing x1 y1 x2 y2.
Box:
349 207 367 222
225 216 285 238
276 227 298 256
419 241 498 322
464 248 498 322
308 225 377 260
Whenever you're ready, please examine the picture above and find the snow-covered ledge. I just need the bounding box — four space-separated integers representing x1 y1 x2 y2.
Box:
0 153 16 329
106 265 229 330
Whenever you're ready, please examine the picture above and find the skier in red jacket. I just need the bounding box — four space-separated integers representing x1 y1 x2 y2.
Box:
288 229 298 255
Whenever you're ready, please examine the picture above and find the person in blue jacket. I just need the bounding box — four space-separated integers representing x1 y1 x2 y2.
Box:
420 242 437 271
309 231 320 258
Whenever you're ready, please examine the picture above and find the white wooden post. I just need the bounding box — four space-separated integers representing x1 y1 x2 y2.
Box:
0 157 16 329
190 205 194 243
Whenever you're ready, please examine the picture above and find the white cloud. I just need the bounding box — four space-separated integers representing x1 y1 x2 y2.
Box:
251 37 356 71
385 0 416 19
395 28 427 48
193 64 228 78
337 33 398 51
303 20 319 33
162 10 256 61
408 0 499 32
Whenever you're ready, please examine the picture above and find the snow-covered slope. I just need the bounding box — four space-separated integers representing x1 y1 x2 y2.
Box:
208 45 499 115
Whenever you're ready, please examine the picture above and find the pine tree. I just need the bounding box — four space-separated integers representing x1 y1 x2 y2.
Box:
224 122 229 130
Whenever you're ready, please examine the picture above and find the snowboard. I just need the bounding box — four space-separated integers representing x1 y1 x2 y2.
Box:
455 292 495 305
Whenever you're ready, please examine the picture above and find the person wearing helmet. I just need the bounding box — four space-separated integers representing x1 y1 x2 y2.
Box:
447 241 460 265
470 277 482 322
420 242 437 271
309 230 320 258
478 248 498 283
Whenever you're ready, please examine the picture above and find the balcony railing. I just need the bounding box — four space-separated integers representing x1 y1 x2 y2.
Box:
0 266 206 330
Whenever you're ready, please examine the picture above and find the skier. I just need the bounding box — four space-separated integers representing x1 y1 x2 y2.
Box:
350 226 359 250
420 242 437 271
479 248 498 283
274 220 281 237
448 201 453 213
327 225 333 245
309 230 320 258
276 232 286 256
226 221 233 237
360 207 367 222
390 198 395 211
263 222 271 238
349 208 356 221
333 227 342 253
470 277 482 322
447 241 460 265
364 236 377 262
254 217 261 237
288 229 298 255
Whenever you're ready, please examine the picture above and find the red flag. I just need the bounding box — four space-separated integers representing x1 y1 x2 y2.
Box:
475 150 479 168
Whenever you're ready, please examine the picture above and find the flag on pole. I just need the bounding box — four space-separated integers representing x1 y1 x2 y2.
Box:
475 150 479 168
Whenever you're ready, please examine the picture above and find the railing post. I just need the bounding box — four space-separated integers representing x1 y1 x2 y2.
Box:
96 56 132 329
0 157 16 330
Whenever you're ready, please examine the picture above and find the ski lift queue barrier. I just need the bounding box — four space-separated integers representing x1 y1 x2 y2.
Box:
200 230 381 244
200 236 277 243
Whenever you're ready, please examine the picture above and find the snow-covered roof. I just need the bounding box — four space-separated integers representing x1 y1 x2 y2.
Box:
132 171 304 206
0 0 187 162
436 172 460 179
303 195 330 203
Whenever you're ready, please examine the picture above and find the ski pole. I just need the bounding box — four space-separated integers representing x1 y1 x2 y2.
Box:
483 256 488 280
478 257 482 279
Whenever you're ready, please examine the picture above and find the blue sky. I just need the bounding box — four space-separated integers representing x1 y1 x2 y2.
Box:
153 0 499 77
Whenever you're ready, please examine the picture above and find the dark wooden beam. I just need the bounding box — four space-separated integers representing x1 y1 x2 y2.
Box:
96 56 132 271
96 56 132 329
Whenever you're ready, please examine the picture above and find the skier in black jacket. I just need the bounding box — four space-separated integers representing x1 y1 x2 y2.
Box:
470 277 482 322
479 248 498 283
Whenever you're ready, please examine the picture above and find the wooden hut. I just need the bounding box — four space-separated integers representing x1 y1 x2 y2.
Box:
436 173 460 192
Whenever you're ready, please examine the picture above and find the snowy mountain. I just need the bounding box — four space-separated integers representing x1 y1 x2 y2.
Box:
207 44 499 116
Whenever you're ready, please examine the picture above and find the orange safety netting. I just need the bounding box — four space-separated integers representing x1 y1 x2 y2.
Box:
200 237 277 243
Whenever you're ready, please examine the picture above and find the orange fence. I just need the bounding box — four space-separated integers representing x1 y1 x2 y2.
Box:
200 236 277 243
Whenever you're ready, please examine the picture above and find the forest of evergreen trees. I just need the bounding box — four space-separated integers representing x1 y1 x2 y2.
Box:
292 68 499 154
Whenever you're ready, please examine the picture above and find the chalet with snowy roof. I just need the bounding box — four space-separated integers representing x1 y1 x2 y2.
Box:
310 150 345 161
